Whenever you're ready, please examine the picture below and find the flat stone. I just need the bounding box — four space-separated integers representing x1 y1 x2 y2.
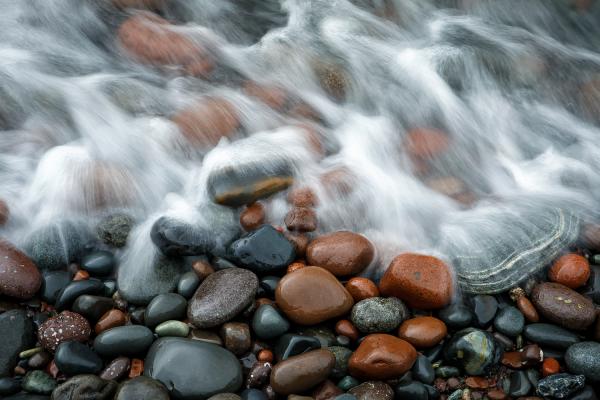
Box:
228 225 295 274
81 251 116 276
348 334 417 380
531 283 596 330
0 310 34 377
51 374 117 400
54 341 103 376
523 323 581 349
306 232 374 276
270 349 336 395
398 317 447 348
565 342 600 382
350 297 409 333
0 240 42 299
115 376 169 400
144 293 188 328
471 295 498 327
438 302 473 330
94 325 154 358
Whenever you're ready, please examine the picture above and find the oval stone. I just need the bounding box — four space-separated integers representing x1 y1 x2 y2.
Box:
348 334 417 380
531 283 596 330
565 341 600 382
38 311 91 352
548 253 590 289
187 268 258 328
443 328 502 376
306 232 374 276
54 342 103 376
275 266 354 325
0 240 42 299
350 297 409 333
398 317 448 348
523 323 581 350
270 349 335 395
93 326 154 358
145 293 188 328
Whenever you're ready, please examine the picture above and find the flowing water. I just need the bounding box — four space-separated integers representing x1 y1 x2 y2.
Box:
1 0 600 295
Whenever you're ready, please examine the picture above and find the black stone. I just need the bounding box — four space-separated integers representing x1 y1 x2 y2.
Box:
81 251 116 276
492 332 515 351
55 280 105 311
412 354 435 385
0 377 21 396
251 304 290 339
435 366 460 378
425 343 445 363
493 306 524 337
394 382 428 400
582 265 600 304
509 371 531 398
177 272 201 299
51 374 117 400
536 373 585 399
103 280 117 297
259 276 280 297
55 342 103 376
145 293 188 328
241 388 268 400
438 303 473 330
94 326 154 358
228 225 295 273
542 347 565 362
443 328 501 376
274 334 321 361
151 217 213 257
115 376 169 400
40 271 71 304
0 310 34 377
471 295 498 327
523 323 580 350
72 295 114 322
425 384 440 400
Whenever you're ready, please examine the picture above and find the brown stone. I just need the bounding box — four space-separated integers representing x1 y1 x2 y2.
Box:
270 349 336 395
486 389 507 400
379 253 453 310
172 98 240 147
284 233 309 258
335 319 360 341
288 187 318 208
99 357 130 380
285 207 317 232
240 203 266 231
38 311 91 352
312 380 343 400
531 282 596 330
397 316 447 348
0 199 9 226
95 309 127 335
73 270 89 281
348 334 417 380
129 358 143 378
247 361 272 388
501 351 525 369
258 349 274 363
405 128 450 159
516 296 539 323
465 377 490 389
192 260 215 280
542 357 560 377
348 381 394 400
306 232 374 276
320 168 355 196
345 278 379 302
275 266 354 325
286 262 306 274
0 240 42 299
548 253 590 289
220 322 251 356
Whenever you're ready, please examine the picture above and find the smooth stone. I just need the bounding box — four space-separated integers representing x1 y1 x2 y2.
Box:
297 327 337 348
252 304 290 339
350 297 409 333
81 251 115 276
240 203 265 232
54 280 105 311
4 395 50 400
523 323 581 349
379 253 453 310
144 337 243 399
115 376 169 400
329 346 353 379
582 265 600 304
471 295 498 327
40 271 71 304
228 225 295 273
177 272 201 299
412 355 435 384
0 377 21 396
259 276 280 297
276 266 354 325
443 328 502 376
245 361 271 388
0 241 42 299
188 268 258 328
349 381 394 400
72 295 114 322
220 323 251 356
565 342 600 382
394 382 428 400
398 317 447 349
536 373 585 398
284 207 317 233
435 366 460 378
241 389 267 400
438 303 473 329
38 311 91 352
348 334 417 380
155 320 190 337
144 293 187 328
188 329 223 346
424 385 439 400
96 213 134 248
93 326 154 358
305 232 374 276
424 343 445 363
55 342 103 376
0 310 34 377
22 371 56 395
99 357 131 380
508 370 531 397
95 309 127 335
270 349 335 395
493 306 524 337
548 253 590 289
531 283 596 330
568 386 599 400
51 374 117 400
337 376 360 391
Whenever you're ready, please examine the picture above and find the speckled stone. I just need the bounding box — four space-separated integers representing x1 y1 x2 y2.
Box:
350 297 409 333
531 283 596 330
22 370 56 394
38 311 91 352
565 342 600 382
348 381 394 400
0 240 42 299
536 373 585 398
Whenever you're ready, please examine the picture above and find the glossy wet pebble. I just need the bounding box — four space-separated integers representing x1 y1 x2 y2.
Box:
72 295 114 322
54 279 105 311
55 341 103 376
270 349 335 395
81 251 116 276
306 231 374 276
471 295 498 327
523 323 580 349
443 328 502 376
38 311 91 352
0 240 42 299
228 225 295 273
348 334 417 380
144 293 187 328
40 271 71 304
155 320 189 337
493 306 524 337
531 283 596 330
565 341 600 382
252 304 290 339
398 316 447 348
438 302 473 329
350 297 409 333
22 370 56 395
93 325 154 358
274 334 321 362
348 381 394 400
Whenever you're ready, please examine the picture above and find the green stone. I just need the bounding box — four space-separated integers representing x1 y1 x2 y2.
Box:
22 370 57 394
447 389 464 400
337 376 360 391
19 347 43 358
155 320 190 337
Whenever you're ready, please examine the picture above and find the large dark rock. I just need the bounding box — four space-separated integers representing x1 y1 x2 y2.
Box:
523 323 581 350
54 342 103 376
443 328 501 376
93 326 154 358
228 225 295 274
0 310 34 377
144 293 187 328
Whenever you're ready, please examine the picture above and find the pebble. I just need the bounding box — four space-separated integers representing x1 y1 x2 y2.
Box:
22 370 56 394
306 232 374 276
379 253 453 309
220 323 251 356
351 297 409 333
155 320 190 337
177 271 201 299
240 203 266 231
54 341 103 376
327 346 352 380
516 296 540 323
275 334 322 362
335 320 360 341
443 328 502 376
144 337 243 399
436 366 460 378
531 283 596 330
96 213 133 248
394 381 428 400
28 351 51 369
0 310 34 377
542 357 560 377
582 265 600 304
471 295 498 327
252 304 290 339
348 334 417 380
129 358 144 378
246 361 271 388
241 388 267 400
536 373 585 399
54 279 105 311
228 225 296 273
52 374 117 400
565 341 600 382
348 381 394 400
115 376 170 400
412 354 435 384
270 349 336 395
38 311 91 352
284 233 309 258
508 371 532 397
258 350 274 363
345 278 379 302
40 271 71 304
398 317 447 348
188 328 223 346
81 251 116 276
285 207 317 232
0 377 21 396
0 240 42 299
100 357 131 380
208 395 242 400
567 386 598 400
438 302 473 329
72 295 114 322
276 266 354 325
188 268 258 328
548 254 590 289
93 325 154 358
523 323 580 349
95 309 127 334
493 306 524 337
144 293 187 328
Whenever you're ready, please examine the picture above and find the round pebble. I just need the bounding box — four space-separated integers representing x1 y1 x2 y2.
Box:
351 297 409 333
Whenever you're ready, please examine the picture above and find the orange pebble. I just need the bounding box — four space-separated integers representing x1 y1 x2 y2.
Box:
542 357 560 377
192 260 214 280
548 253 590 289
95 309 128 335
517 296 540 323
257 349 274 363
345 277 379 302
73 270 90 281
240 202 266 231
129 359 144 378
287 262 305 274
335 319 360 341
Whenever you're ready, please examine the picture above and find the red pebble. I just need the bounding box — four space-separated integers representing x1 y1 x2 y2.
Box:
542 357 560 377
548 253 590 289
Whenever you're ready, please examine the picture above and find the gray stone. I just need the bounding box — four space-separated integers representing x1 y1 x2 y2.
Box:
51 374 117 400
115 376 169 400
96 214 134 248
22 371 56 395
565 342 600 382
351 297 409 333
252 304 289 339
144 293 188 328
536 373 585 399
493 306 525 337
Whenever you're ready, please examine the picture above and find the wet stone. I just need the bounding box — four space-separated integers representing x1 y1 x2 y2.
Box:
297 326 337 348
22 371 56 395
72 295 114 322
568 386 598 400
100 357 131 380
394 381 428 400
348 381 394 400
38 311 91 352
228 225 295 274
350 297 409 333
270 349 336 395
531 283 596 330
241 388 267 400
55 341 103 376
0 310 34 377
177 271 201 299
523 323 580 349
220 322 251 356
51 374 117 400
155 320 189 337
40 271 71 304
348 334 417 380
471 295 498 328
565 341 600 382
93 325 154 358
246 361 271 389
96 213 134 248
95 309 127 335
508 371 531 398
240 203 265 232
54 280 105 311
306 232 374 276
0 377 21 396
115 376 169 400
144 293 187 328
412 355 435 385
493 306 524 337
329 346 353 379
274 334 321 362
252 304 290 339
536 373 585 399
438 302 473 330
0 240 42 299
81 251 116 276
398 317 447 349
443 328 502 376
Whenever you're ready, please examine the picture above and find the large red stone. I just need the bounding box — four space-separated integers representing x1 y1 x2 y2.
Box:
548 253 590 289
0 240 41 299
306 231 374 276
348 334 417 380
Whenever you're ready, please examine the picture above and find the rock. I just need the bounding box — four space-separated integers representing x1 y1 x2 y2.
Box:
536 373 585 399
565 342 600 382
438 302 473 329
542 357 561 377
0 309 34 377
145 293 188 328
38 311 91 352
22 371 56 395
155 320 189 337
99 357 131 380
471 295 498 327
548 254 590 289
96 213 134 248
173 98 239 147
516 296 540 323
297 326 337 348
568 386 598 400
348 334 417 380
379 253 453 310
582 265 600 304
81 251 115 277
144 337 243 399
259 276 280 297
241 388 267 400
95 309 127 335
493 306 524 337
188 329 223 346
398 317 447 349
348 381 394 400
345 278 379 302
394 382 428 400
246 361 271 389
54 280 106 311
94 326 154 358
276 266 354 325
329 346 353 379
443 328 502 376
55 342 103 376
412 354 435 384
524 323 580 349
240 203 266 231
531 283 596 330
187 268 258 328
350 297 409 333
0 377 21 396
208 395 242 400
228 226 295 274
72 295 114 322
40 271 71 304
0 241 42 299
252 304 290 339
274 334 322 362
270 349 335 395
284 233 309 258
220 323 251 356
115 376 169 400
177 272 201 299
4 394 51 400
508 370 531 398
306 232 374 276
285 207 317 232
288 187 319 208
335 320 360 341
51 374 117 400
